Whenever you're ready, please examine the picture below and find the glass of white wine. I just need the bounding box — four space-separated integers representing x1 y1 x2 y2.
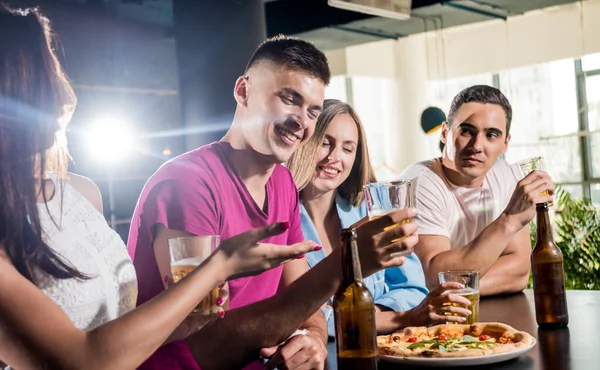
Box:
363 180 414 256
168 235 222 315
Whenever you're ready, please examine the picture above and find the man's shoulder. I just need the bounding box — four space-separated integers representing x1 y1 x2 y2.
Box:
489 158 513 176
487 158 517 189
271 164 299 192
151 143 224 184
401 159 439 177
400 159 447 190
272 163 294 179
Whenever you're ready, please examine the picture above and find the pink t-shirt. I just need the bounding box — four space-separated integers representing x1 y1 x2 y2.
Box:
127 141 303 370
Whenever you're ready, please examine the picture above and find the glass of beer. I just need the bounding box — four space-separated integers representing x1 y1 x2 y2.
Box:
438 270 480 324
364 180 414 257
169 235 221 315
514 156 550 197
364 180 413 222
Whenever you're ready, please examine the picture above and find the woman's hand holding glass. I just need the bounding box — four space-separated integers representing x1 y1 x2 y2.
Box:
405 282 473 326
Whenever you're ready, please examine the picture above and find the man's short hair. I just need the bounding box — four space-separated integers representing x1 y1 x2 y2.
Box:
245 34 330 86
448 85 513 136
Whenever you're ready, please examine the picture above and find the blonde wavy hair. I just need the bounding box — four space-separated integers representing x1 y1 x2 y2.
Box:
287 99 376 207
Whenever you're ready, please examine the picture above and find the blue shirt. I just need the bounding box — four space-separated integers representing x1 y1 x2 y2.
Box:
300 195 428 337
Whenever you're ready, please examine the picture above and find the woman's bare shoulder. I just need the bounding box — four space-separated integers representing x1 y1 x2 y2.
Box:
66 173 103 214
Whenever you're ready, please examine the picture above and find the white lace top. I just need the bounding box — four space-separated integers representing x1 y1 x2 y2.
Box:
33 178 138 331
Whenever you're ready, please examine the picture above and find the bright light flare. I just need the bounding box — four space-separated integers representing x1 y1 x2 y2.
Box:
86 120 134 163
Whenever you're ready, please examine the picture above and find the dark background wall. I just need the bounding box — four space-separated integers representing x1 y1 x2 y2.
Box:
5 0 268 242
6 0 182 241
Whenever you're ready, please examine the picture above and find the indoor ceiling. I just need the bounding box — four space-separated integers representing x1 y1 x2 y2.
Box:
58 0 585 50
268 0 584 50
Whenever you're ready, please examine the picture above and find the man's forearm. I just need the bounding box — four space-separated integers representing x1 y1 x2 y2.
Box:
424 214 519 287
480 254 530 296
188 252 342 369
300 310 328 345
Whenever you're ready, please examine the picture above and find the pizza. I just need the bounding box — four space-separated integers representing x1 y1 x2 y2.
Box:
377 322 534 358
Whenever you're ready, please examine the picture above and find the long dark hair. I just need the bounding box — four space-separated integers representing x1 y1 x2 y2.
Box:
0 5 86 282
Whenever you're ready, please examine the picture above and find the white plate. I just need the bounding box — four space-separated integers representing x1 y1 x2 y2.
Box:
378 338 536 367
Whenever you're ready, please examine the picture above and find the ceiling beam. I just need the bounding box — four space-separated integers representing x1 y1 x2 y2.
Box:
329 24 405 39
441 1 508 20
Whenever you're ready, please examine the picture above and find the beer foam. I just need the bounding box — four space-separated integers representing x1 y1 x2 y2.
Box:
171 256 204 267
369 209 392 219
445 288 479 295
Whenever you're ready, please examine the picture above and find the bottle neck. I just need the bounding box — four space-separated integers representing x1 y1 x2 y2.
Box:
536 202 554 244
341 236 363 283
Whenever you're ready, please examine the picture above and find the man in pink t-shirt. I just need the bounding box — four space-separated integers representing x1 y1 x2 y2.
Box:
128 35 419 370
398 85 555 296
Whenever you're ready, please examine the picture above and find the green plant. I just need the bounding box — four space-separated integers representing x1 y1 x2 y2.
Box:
528 188 600 290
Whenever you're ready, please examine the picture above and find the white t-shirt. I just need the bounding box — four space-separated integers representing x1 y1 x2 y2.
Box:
400 158 517 248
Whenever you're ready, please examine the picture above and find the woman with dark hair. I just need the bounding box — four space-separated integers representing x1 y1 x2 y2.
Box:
0 6 316 369
287 99 473 337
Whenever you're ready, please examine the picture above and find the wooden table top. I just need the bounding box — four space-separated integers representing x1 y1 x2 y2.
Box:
326 289 600 370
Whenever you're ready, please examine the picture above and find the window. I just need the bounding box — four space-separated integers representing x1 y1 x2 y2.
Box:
426 73 495 115
585 74 600 132
500 59 580 184
580 54 600 200
582 52 600 72
325 75 348 102
591 184 600 206
351 77 397 180
561 184 584 200
585 75 600 179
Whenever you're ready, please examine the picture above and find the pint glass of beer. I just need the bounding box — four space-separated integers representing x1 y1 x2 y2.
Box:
169 235 221 315
439 270 480 324
364 180 413 219
364 180 414 257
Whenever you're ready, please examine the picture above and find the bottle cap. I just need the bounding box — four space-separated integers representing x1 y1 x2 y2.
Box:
340 228 358 239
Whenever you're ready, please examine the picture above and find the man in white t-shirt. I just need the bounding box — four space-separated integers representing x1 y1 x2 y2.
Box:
399 85 554 296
